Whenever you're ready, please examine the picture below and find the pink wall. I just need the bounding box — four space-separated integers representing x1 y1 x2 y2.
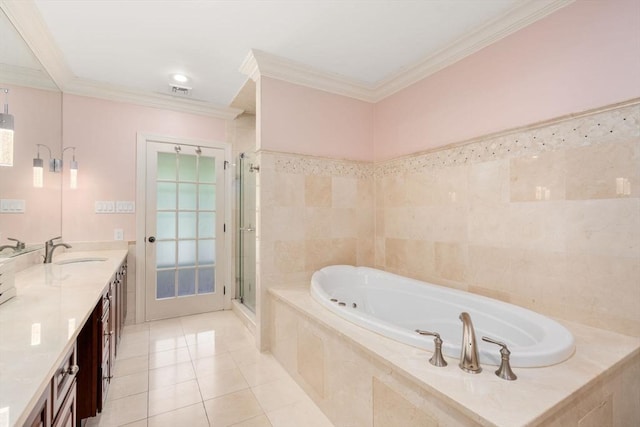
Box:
61 94 226 241
0 85 62 246
260 77 374 161
373 0 640 160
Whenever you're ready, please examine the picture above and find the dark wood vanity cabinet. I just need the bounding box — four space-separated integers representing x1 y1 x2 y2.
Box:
24 344 78 427
76 261 127 424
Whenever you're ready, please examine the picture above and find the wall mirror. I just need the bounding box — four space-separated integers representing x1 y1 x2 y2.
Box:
0 7 62 258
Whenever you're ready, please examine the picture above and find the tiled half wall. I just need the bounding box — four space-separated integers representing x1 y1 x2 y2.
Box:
256 100 640 347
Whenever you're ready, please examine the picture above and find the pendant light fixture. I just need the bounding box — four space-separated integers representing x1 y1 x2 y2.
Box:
0 88 15 167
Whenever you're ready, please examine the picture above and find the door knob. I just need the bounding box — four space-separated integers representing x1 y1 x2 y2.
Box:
148 236 156 243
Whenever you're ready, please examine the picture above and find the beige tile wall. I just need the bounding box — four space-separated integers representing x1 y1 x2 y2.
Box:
376 101 640 337
256 151 374 348
255 100 639 350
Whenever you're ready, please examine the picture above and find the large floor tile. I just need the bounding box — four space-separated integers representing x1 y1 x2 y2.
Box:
197 367 250 401
192 352 238 377
107 371 149 401
251 377 307 412
112 355 149 378
266 399 334 427
148 346 191 369
149 335 187 353
148 403 209 427
149 361 196 390
148 379 203 417
95 392 148 426
204 389 263 427
238 356 288 387
230 415 273 427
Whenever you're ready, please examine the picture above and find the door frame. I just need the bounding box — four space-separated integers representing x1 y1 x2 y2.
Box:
135 133 233 323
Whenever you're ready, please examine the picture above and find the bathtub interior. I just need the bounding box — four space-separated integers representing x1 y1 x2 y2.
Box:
311 265 575 368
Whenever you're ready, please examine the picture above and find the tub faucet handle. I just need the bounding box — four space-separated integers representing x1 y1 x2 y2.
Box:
482 336 517 381
415 329 448 367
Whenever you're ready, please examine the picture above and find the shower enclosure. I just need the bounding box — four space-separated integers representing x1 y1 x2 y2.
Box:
236 152 257 313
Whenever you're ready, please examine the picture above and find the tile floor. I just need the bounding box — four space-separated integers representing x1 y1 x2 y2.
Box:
85 310 334 427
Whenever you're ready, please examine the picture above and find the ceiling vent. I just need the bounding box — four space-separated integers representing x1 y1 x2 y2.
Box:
169 84 192 97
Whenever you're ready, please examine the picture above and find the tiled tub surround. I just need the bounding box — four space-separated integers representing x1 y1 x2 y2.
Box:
375 100 640 338
255 100 639 351
269 288 640 427
0 249 128 426
255 151 375 348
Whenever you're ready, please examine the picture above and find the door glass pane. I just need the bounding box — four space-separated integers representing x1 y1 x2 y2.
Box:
178 240 196 266
198 212 215 239
157 182 177 210
178 183 197 210
157 212 176 239
198 239 215 265
178 212 197 239
156 241 176 268
178 268 196 296
199 156 215 183
157 153 176 180
198 267 215 294
179 154 197 181
157 270 176 299
199 184 215 210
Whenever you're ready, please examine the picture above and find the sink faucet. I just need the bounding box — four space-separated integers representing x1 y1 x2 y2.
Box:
0 238 26 254
459 312 482 373
44 236 72 264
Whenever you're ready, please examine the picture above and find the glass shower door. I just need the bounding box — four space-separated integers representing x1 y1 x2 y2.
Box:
237 152 256 313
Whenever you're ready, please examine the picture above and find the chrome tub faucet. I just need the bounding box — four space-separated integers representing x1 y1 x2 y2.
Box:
459 312 482 373
44 236 71 263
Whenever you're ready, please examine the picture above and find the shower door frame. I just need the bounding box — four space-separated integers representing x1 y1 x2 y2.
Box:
135 133 233 323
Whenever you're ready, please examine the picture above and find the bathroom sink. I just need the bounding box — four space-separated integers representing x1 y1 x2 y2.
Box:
55 257 108 265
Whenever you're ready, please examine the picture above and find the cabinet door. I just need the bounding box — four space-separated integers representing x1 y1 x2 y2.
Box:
52 344 78 418
53 382 76 427
24 383 51 427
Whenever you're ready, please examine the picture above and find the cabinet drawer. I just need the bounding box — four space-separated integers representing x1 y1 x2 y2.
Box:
23 382 51 427
52 344 78 420
53 381 76 427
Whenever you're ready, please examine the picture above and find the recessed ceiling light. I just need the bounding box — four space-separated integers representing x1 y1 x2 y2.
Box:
171 73 189 84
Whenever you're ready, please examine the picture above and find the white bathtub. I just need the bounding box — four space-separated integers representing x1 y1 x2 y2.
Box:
310 265 575 368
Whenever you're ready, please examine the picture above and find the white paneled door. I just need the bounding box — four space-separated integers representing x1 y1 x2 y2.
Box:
144 140 225 320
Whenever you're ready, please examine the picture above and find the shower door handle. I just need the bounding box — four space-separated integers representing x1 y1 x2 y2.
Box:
239 227 255 232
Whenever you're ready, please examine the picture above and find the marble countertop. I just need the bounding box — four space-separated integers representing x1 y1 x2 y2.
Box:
0 250 128 427
270 287 640 427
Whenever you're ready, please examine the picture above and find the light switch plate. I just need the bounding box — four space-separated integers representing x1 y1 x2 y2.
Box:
0 199 26 213
95 201 115 213
116 201 135 213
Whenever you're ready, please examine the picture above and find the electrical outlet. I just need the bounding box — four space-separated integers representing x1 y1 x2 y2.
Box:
114 229 124 241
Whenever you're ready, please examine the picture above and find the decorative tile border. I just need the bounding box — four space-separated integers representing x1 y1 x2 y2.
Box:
376 101 640 177
260 100 639 179
270 152 374 179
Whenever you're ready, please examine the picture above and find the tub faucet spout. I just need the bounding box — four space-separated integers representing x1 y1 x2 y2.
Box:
459 312 482 373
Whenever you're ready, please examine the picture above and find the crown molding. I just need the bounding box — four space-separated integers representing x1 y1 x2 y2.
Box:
0 64 59 92
241 0 574 103
1 0 243 120
0 0 74 90
64 78 243 120
372 0 575 99
240 49 378 102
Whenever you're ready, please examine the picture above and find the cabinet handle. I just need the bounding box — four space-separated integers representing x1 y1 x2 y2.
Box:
104 331 114 337
61 364 79 378
103 374 114 380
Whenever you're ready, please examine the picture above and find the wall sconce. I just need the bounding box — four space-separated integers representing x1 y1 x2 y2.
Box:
64 147 78 190
0 88 15 167
33 144 77 189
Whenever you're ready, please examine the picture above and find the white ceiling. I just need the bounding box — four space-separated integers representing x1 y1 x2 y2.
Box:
3 0 572 114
